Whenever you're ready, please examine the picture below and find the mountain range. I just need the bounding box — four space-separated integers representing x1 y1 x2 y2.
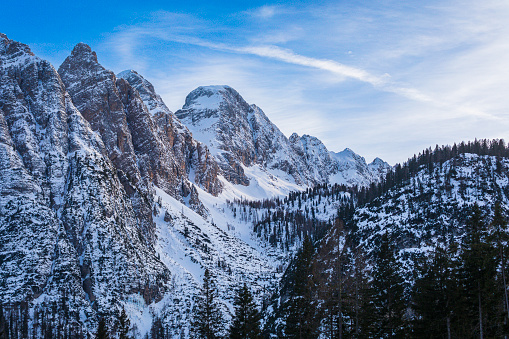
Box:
0 33 389 337
2 32 506 339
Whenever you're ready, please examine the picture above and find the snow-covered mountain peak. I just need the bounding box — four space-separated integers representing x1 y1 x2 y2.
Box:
176 85 389 190
369 156 391 170
117 69 174 117
332 147 366 162
370 157 387 165
0 33 36 62
180 85 248 122
289 132 300 142
69 42 98 63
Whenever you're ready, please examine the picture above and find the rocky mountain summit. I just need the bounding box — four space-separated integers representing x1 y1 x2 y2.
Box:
176 85 388 190
58 44 222 219
0 34 170 327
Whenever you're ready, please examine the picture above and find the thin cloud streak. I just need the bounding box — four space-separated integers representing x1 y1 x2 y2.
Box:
119 27 442 107
98 2 509 163
106 19 496 119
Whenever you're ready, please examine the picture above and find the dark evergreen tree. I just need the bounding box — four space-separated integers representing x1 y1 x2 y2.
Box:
350 248 377 339
149 316 166 339
96 316 109 339
229 283 261 339
412 245 460 338
285 235 319 339
0 305 8 339
491 201 509 327
459 204 501 338
191 268 223 339
371 231 406 338
117 307 131 339
319 219 349 339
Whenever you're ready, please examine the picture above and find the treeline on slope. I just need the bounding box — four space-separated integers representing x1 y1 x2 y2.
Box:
265 202 509 338
0 296 87 339
358 138 508 205
228 139 508 252
226 183 356 251
0 301 139 339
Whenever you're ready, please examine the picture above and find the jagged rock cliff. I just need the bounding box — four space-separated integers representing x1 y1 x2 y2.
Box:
0 34 170 327
175 85 387 188
117 70 222 198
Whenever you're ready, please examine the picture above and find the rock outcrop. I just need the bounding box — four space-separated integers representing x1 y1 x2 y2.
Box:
0 34 169 327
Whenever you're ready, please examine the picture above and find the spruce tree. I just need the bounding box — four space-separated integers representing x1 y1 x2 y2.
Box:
149 316 165 339
285 235 318 339
371 231 406 337
96 317 109 339
229 283 261 339
117 307 131 339
0 304 8 339
412 245 460 338
460 204 501 338
491 201 509 327
351 248 377 338
191 268 223 339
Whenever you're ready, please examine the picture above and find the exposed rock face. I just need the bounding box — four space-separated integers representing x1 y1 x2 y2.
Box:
0 34 169 325
58 43 159 239
330 148 391 186
176 85 390 188
289 133 338 182
176 86 315 185
117 70 222 197
176 86 254 185
368 156 393 179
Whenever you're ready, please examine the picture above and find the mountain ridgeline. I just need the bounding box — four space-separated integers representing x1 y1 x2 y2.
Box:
2 32 509 338
261 139 509 338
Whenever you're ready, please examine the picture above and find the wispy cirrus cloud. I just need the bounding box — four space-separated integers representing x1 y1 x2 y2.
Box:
248 5 279 19
97 1 509 163
104 15 443 109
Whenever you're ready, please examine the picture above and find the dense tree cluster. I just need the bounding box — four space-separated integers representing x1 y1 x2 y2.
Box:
357 138 508 205
263 200 509 338
226 183 356 251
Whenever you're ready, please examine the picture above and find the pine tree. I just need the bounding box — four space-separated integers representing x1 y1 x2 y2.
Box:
491 201 509 328
96 316 109 339
0 304 8 339
229 283 261 339
319 219 349 339
412 245 460 338
117 307 131 339
285 235 318 339
350 247 376 338
460 203 500 338
371 231 406 338
149 316 165 339
191 268 223 339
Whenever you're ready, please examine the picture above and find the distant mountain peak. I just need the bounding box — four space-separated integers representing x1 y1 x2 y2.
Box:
0 32 34 57
370 157 390 166
182 85 241 113
70 42 97 62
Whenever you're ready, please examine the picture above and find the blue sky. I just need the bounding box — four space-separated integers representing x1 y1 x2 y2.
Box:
3 0 509 164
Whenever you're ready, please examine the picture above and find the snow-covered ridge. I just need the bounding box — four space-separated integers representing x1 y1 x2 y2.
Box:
176 85 389 191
